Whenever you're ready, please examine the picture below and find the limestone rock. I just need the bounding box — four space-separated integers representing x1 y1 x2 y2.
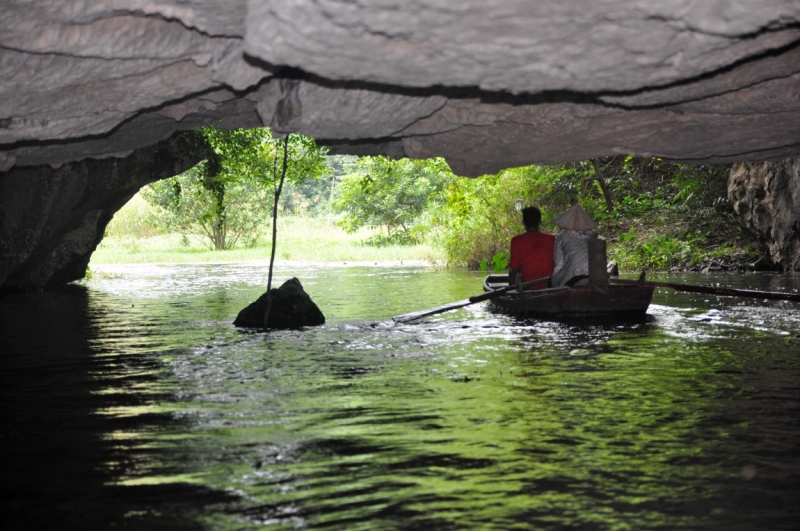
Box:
728 159 800 271
233 278 325 330
245 0 800 93
0 132 212 290
1 1 800 175
3 1 800 281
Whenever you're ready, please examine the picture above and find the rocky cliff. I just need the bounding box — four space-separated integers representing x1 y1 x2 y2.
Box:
0 132 211 290
3 1 800 285
729 159 800 272
2 1 800 177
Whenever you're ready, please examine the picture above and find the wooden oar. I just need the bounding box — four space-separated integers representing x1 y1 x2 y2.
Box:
392 276 550 323
611 278 800 303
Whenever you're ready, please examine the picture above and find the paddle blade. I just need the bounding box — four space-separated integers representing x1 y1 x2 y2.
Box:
392 299 473 323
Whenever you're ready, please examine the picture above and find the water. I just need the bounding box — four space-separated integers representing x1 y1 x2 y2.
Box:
1 263 799 530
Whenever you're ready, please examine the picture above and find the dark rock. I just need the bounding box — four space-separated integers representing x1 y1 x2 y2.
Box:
752 255 781 272
0 131 211 290
729 159 800 271
2 3 800 176
234 278 325 330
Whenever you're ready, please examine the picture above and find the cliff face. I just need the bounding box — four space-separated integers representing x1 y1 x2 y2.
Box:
0 133 210 290
729 159 800 272
2 1 800 177
2 1 800 285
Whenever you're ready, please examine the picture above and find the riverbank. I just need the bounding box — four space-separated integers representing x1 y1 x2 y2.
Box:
92 214 758 273
603 216 762 274
93 180 764 273
588 162 764 273
91 214 437 265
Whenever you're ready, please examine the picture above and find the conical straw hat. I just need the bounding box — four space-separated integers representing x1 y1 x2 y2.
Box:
553 204 598 231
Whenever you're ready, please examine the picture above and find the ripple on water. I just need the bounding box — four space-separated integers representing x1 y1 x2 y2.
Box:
1 267 799 530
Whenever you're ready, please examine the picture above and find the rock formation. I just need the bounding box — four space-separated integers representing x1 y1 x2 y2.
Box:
3 1 800 284
0 132 212 290
233 278 325 329
2 1 800 176
728 159 800 272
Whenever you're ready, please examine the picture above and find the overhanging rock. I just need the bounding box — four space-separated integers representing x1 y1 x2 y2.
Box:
1 1 800 175
0 132 212 290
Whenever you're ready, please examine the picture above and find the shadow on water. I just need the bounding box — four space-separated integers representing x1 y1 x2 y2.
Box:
0 285 235 530
1 265 799 530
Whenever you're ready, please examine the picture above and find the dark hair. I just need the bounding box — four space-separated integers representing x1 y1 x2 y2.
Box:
521 206 542 230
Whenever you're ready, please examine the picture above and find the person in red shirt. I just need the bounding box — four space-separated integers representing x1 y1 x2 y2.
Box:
509 206 555 290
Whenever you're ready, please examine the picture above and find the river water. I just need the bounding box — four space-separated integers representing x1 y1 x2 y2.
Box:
1 263 799 530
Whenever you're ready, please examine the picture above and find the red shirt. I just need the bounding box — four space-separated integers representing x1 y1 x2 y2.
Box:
509 231 555 289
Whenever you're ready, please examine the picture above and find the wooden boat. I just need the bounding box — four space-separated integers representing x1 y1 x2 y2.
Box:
483 274 655 319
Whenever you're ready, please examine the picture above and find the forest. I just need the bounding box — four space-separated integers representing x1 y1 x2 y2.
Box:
93 126 761 273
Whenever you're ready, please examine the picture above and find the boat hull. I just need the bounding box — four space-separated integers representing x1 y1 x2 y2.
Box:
484 275 654 319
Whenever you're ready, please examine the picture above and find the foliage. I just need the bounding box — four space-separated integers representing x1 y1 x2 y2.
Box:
143 165 269 250
104 194 164 239
480 252 510 273
143 127 327 250
431 165 568 269
579 157 759 270
332 156 450 244
429 157 759 271
278 155 359 216
92 215 434 264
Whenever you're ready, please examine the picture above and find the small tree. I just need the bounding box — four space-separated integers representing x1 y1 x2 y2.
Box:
237 131 328 328
143 127 327 254
332 156 449 244
142 158 269 250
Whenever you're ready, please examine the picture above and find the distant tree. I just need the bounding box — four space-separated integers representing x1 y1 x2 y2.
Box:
278 155 358 216
332 156 450 244
142 163 268 250
143 127 327 256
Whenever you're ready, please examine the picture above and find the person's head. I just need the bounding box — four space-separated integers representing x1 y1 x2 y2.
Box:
553 203 597 231
521 206 542 231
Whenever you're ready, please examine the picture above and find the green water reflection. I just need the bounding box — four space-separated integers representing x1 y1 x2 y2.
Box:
2 265 797 530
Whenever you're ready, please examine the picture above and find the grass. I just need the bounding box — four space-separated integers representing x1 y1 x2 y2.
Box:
92 197 438 264
597 200 762 272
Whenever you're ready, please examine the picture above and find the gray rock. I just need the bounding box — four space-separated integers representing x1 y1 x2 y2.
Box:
1 1 800 175
2 1 800 279
728 159 800 271
0 131 211 290
233 278 325 330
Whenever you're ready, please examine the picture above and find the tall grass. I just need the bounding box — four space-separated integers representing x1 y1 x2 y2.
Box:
92 194 439 264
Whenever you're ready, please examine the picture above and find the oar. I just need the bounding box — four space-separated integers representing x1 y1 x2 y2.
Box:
611 278 800 303
393 276 551 323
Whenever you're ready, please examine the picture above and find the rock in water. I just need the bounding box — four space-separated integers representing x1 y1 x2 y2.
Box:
234 278 325 330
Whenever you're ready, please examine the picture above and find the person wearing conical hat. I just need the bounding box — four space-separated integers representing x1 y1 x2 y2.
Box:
551 203 598 287
509 206 555 290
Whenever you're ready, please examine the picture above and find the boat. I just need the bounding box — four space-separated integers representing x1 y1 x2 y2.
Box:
483 274 655 319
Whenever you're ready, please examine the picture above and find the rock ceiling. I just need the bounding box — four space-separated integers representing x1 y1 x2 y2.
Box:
2 0 800 177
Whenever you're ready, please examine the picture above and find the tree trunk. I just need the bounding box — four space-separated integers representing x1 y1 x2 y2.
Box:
590 159 614 212
264 136 290 330
213 223 226 250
